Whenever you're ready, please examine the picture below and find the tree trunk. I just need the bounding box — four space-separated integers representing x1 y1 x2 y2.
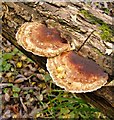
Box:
2 2 114 118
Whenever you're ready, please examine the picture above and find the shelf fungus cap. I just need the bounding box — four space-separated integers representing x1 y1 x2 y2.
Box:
47 51 108 93
16 22 73 57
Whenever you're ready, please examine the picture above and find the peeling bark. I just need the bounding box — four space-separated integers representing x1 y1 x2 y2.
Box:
2 2 114 118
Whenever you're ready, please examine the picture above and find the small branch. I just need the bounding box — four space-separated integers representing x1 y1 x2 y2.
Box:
77 30 95 52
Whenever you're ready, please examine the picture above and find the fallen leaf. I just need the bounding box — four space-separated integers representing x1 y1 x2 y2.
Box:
16 62 22 68
36 74 44 80
14 74 27 83
37 94 43 101
6 72 12 78
20 55 27 61
14 78 25 83
0 83 13 88
9 104 19 114
20 97 27 112
2 110 11 118
5 92 10 102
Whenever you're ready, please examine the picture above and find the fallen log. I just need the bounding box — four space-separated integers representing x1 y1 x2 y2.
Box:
2 1 114 118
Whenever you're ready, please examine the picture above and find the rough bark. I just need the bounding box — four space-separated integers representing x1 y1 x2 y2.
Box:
2 2 114 118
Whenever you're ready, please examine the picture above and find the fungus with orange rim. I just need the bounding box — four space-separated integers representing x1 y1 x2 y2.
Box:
16 22 108 93
46 51 108 93
16 22 73 57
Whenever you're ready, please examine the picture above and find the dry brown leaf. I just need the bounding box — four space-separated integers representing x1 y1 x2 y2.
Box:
14 79 25 83
20 97 28 112
9 104 19 114
5 93 10 102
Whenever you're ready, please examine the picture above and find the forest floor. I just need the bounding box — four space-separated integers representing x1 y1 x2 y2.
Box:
1 33 110 120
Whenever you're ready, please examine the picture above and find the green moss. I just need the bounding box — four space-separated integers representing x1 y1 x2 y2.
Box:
99 24 112 42
80 9 103 25
103 8 110 15
80 9 113 42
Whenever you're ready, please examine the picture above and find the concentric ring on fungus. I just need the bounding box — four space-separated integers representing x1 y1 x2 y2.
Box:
16 22 73 57
46 51 108 93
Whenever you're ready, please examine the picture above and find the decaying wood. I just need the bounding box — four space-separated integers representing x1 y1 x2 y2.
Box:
2 2 114 118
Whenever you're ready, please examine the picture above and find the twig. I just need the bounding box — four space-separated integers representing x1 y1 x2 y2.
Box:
77 30 95 52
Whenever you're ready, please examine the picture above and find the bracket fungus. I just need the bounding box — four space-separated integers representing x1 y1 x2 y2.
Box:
16 22 108 93
16 22 73 57
46 51 108 93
